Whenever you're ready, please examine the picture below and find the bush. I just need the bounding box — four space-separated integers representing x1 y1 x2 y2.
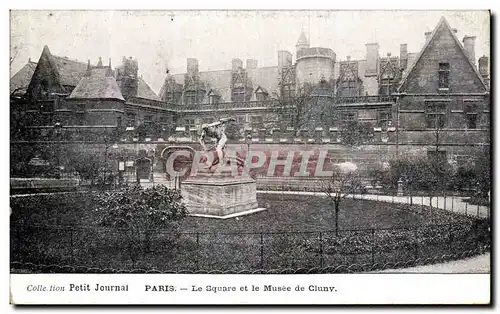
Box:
93 185 188 266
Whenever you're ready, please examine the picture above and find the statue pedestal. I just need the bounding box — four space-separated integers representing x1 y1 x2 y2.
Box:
181 167 260 218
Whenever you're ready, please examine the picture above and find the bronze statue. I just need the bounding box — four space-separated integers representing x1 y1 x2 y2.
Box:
199 117 236 169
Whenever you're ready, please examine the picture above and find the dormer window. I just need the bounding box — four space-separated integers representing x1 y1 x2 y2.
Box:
209 95 220 104
184 90 197 105
438 62 450 89
232 87 245 102
255 86 269 101
207 90 221 104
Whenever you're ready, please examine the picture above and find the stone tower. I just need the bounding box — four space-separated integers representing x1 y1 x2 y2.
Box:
295 30 310 54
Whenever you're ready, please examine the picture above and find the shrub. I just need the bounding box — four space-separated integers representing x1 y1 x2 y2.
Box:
93 185 188 267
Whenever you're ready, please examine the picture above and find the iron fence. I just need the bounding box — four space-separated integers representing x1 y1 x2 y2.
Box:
10 219 490 274
256 183 491 219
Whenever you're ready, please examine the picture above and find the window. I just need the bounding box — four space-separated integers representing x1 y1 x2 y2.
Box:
250 116 263 129
340 111 357 122
209 95 220 104
464 103 479 129
232 87 245 102
340 81 358 97
166 92 176 103
184 91 197 105
377 110 392 127
185 118 196 130
76 112 85 125
425 102 447 128
379 79 397 97
256 92 268 101
236 116 246 125
126 112 136 126
438 63 450 89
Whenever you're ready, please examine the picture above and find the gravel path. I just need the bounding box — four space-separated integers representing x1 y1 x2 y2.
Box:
373 253 490 273
258 191 490 219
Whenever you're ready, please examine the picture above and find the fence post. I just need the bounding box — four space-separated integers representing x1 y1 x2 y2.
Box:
196 232 200 271
444 195 447 211
449 222 455 256
371 229 375 265
414 226 419 261
70 229 74 264
260 232 264 272
319 231 324 268
465 201 468 216
473 222 478 248
476 204 480 217
16 225 21 258
451 196 454 213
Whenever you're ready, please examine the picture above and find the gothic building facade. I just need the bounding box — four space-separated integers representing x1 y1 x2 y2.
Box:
10 17 490 169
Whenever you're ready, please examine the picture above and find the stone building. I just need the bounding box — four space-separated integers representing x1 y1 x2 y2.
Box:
10 17 490 176
10 46 176 141
158 28 419 133
396 17 490 168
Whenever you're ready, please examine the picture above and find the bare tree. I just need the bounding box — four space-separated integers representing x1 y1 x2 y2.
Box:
269 84 318 136
321 163 364 236
10 43 23 67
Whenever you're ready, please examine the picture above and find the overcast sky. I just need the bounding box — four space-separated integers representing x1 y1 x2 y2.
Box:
10 10 490 94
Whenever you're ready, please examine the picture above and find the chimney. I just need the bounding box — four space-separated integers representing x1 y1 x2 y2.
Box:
365 43 379 77
452 28 458 34
478 55 489 79
187 58 199 74
400 44 408 70
105 58 113 77
425 31 432 43
97 56 103 67
232 58 243 71
346 56 351 61
278 50 292 68
85 59 91 76
463 36 477 68
246 59 258 69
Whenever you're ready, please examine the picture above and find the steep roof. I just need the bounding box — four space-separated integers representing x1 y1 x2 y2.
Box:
297 30 309 46
52 55 88 87
18 46 160 101
69 67 124 101
398 16 488 92
10 60 37 95
169 66 279 102
137 77 160 100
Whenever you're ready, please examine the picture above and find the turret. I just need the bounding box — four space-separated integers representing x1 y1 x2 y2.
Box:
296 30 310 54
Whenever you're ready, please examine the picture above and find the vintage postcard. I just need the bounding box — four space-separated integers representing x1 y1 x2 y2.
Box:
9 9 491 305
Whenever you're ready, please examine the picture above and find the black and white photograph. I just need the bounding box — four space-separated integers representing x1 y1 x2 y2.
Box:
8 9 491 305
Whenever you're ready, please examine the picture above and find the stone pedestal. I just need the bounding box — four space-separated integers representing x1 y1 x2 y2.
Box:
181 160 260 217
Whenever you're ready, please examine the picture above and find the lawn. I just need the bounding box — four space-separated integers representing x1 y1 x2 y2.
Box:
10 192 486 273
181 193 447 233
